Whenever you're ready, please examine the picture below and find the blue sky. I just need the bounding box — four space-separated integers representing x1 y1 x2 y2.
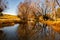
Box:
3 0 45 15
3 0 24 15
3 0 60 15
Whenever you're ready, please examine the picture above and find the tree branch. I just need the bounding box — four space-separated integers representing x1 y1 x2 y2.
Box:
56 0 60 7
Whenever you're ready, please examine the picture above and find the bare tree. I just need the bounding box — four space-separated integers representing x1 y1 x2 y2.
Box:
55 0 60 7
18 0 60 40
50 0 57 20
18 0 42 40
0 0 7 16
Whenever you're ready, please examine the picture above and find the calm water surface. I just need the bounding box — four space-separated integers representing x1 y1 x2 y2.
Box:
0 24 60 40
2 24 19 40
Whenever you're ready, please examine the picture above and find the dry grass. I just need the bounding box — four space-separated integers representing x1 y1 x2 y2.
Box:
0 14 20 23
0 14 20 28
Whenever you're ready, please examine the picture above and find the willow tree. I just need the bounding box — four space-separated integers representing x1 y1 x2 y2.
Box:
0 0 7 16
18 0 42 30
18 0 42 40
18 0 60 40
18 1 33 40
40 0 57 20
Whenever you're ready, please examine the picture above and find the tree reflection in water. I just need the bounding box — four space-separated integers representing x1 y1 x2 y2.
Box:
18 22 60 40
0 23 60 40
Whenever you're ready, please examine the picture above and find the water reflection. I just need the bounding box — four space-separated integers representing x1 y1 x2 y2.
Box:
0 23 60 40
2 24 19 40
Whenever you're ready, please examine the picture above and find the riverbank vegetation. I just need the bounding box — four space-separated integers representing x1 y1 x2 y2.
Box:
0 14 20 27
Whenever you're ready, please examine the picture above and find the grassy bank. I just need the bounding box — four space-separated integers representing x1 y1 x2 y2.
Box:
0 14 20 28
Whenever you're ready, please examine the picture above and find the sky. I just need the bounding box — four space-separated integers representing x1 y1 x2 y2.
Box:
3 0 60 15
3 0 24 15
3 0 44 15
